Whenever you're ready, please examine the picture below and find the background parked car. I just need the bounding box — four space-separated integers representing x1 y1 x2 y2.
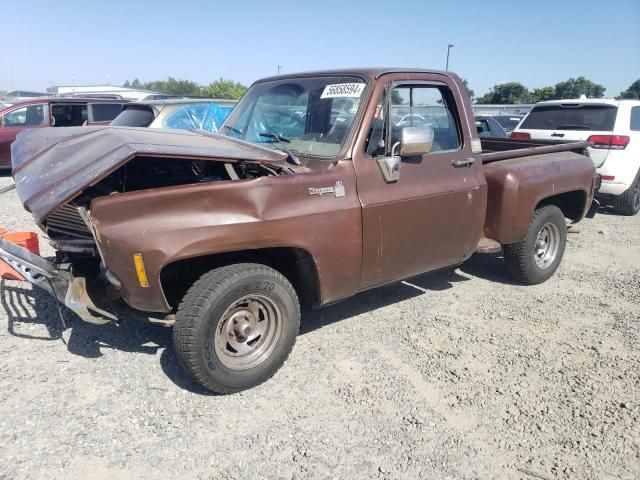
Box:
511 99 640 215
0 98 126 170
110 98 236 133
474 115 508 138
492 115 523 134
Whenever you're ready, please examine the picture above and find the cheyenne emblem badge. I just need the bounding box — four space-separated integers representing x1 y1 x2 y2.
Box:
309 181 345 198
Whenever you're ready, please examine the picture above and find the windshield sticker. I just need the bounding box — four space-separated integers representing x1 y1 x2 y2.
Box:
321 83 365 99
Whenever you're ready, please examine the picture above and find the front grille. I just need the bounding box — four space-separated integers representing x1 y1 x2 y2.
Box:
45 204 94 241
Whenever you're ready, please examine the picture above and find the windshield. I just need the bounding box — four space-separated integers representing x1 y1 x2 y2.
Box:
520 104 617 131
219 76 367 157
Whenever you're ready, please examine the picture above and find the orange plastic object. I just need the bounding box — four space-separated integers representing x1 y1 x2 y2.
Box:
0 231 40 281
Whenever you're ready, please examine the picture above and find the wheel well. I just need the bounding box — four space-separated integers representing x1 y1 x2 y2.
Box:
536 190 587 221
160 248 320 309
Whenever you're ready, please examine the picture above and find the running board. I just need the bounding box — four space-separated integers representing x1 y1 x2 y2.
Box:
476 237 502 254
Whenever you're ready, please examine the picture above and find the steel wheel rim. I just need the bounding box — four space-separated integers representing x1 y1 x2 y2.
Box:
534 222 560 269
213 294 282 371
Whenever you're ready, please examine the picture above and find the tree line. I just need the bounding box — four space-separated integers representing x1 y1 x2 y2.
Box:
122 77 248 100
121 76 640 104
471 77 639 104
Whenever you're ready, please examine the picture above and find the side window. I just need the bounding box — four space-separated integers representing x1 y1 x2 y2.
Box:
2 104 47 127
475 119 490 137
89 103 123 123
390 84 461 153
52 104 88 127
631 106 640 131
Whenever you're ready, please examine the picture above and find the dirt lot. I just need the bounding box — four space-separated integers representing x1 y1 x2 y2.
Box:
0 174 638 480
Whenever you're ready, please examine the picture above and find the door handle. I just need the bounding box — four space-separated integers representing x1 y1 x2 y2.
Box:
452 158 475 168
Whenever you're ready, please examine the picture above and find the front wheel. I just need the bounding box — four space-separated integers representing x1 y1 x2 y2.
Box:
504 205 567 285
173 263 300 394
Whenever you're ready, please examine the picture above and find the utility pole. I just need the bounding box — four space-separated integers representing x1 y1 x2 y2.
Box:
277 65 282 76
445 44 454 71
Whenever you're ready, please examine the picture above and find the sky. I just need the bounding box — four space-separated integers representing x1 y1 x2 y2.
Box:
1 0 639 97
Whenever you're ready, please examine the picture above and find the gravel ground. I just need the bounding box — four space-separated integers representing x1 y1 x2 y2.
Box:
0 173 638 480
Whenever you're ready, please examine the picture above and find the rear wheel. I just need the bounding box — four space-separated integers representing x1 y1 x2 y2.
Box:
504 205 567 285
612 170 640 216
173 263 300 394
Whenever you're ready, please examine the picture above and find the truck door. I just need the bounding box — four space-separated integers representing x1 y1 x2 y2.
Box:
353 76 486 289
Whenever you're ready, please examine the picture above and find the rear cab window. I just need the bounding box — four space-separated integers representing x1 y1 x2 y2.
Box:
520 104 617 131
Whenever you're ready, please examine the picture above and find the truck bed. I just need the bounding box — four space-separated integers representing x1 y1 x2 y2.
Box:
480 138 596 244
480 138 592 163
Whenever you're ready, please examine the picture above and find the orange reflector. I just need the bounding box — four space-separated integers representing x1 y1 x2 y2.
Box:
133 253 149 288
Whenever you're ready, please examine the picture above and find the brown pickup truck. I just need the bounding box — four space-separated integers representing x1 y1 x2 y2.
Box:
1 68 598 393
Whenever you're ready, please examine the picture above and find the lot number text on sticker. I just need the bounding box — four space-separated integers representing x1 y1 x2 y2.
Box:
321 83 365 99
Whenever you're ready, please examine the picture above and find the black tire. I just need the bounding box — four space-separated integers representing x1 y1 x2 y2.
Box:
504 205 567 285
173 263 300 394
612 170 640 216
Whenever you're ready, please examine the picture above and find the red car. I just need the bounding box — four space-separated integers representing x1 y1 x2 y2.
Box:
0 98 126 170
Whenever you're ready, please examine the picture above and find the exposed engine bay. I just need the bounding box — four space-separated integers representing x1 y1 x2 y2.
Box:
42 155 292 284
74 156 292 199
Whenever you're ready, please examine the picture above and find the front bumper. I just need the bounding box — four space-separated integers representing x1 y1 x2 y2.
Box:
0 236 116 324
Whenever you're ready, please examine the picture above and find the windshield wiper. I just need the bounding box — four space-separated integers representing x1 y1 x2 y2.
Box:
220 125 243 135
281 148 301 166
259 132 291 143
258 133 300 164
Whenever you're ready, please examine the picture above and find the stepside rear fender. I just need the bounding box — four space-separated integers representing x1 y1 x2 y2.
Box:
483 151 595 244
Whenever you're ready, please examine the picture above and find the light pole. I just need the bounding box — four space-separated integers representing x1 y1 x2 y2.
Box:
445 44 454 71
277 65 282 76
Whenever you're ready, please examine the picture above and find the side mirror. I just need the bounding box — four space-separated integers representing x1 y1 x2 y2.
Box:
398 126 434 156
376 126 434 183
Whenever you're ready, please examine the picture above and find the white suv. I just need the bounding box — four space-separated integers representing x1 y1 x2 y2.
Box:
511 99 640 215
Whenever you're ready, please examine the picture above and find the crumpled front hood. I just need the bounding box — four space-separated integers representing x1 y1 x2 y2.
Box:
11 126 288 222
